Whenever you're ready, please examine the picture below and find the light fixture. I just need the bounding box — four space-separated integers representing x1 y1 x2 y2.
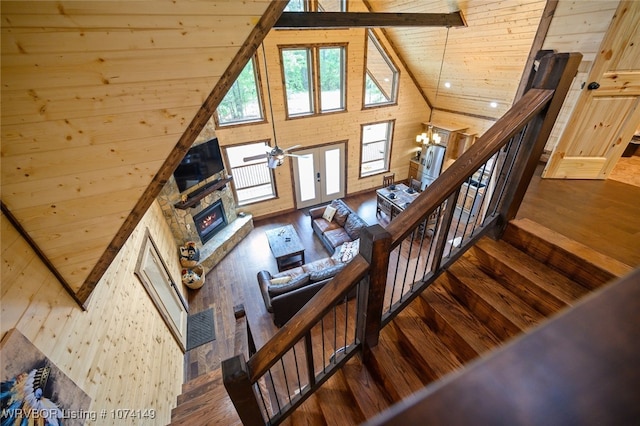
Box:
444 81 451 88
490 101 498 108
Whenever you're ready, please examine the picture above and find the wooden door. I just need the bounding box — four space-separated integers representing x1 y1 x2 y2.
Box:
543 1 640 179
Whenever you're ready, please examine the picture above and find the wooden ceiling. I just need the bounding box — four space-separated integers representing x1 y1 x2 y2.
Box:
366 0 547 119
1 0 551 303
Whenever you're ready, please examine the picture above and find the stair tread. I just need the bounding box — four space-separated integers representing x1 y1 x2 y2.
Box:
393 304 465 382
181 368 222 394
472 237 589 314
367 326 427 402
505 218 632 290
315 369 366 426
341 356 392 420
444 256 544 337
170 384 238 424
418 282 502 362
177 369 224 405
281 393 327 426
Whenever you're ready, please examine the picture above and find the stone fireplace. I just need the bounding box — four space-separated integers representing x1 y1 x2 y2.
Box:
158 170 253 272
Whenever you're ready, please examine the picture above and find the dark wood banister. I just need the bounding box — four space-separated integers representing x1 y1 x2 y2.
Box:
223 52 583 425
247 256 370 380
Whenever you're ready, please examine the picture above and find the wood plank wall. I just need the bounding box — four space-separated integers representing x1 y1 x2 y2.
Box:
1 200 184 424
214 1 431 219
0 0 271 294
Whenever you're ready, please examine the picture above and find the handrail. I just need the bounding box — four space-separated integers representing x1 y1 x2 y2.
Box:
223 52 582 426
247 256 369 380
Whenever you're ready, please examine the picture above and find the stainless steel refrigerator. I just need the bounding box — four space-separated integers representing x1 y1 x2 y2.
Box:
419 144 446 190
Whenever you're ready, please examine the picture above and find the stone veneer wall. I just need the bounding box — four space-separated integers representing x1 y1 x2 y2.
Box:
158 170 237 245
157 119 254 271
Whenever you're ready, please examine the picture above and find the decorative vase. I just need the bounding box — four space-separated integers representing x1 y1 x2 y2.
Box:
182 264 205 289
179 241 200 267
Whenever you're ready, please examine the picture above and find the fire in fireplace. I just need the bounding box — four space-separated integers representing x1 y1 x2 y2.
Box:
192 200 227 243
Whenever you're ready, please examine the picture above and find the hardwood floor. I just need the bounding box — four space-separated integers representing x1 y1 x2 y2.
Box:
182 164 640 383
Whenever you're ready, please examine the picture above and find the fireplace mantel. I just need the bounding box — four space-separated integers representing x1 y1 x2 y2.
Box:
174 177 233 210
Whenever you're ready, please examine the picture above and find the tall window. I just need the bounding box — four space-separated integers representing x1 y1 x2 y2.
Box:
364 30 399 107
224 142 276 205
215 57 264 126
284 0 346 12
360 120 394 177
281 45 346 118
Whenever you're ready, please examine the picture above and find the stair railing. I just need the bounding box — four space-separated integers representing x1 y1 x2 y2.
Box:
223 52 581 425
380 52 581 328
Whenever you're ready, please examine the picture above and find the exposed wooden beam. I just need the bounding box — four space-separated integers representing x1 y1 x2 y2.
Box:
274 11 467 29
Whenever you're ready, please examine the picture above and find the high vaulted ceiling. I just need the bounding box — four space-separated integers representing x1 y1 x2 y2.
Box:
367 0 547 119
1 0 556 303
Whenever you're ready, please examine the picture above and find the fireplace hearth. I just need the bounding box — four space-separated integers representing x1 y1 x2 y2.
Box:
192 200 227 243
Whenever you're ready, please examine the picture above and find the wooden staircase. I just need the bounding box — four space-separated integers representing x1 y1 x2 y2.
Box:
169 218 631 425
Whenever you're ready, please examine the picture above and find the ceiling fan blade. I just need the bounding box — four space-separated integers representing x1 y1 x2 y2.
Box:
243 153 268 162
282 144 301 152
285 153 309 158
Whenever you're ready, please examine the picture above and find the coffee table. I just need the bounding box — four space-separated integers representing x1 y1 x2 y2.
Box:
265 225 305 272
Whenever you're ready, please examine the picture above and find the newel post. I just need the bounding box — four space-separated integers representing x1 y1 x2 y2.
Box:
222 354 264 425
356 224 392 362
493 52 582 237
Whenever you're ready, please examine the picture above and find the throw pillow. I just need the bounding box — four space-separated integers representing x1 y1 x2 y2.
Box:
340 239 360 263
309 263 346 282
270 276 292 285
268 273 311 297
331 200 351 226
322 205 337 222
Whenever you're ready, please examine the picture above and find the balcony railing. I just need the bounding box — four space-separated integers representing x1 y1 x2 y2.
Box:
223 52 582 425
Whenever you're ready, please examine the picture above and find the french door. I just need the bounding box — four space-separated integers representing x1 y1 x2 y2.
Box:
292 142 346 209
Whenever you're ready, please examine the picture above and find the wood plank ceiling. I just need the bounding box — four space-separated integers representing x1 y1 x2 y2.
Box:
1 0 548 303
366 0 547 119
1 1 279 302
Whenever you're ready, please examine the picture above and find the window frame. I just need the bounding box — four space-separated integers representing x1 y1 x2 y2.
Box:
363 30 400 109
223 140 278 206
284 0 347 12
359 119 395 178
280 43 347 119
214 55 266 128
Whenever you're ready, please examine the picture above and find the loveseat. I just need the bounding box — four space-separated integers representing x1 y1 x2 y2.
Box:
258 240 359 327
309 199 367 253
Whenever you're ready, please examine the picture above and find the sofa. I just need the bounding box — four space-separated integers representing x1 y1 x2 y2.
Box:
258 240 359 326
257 199 366 327
309 199 368 253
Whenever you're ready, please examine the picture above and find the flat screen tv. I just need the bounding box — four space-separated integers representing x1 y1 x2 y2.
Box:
174 138 225 193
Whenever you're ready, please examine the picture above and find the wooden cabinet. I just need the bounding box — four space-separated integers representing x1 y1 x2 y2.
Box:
421 123 472 170
408 159 420 181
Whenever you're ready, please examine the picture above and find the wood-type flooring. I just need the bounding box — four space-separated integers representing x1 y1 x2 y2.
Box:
183 164 640 382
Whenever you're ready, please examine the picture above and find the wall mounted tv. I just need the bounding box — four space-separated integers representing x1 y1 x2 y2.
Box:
174 138 225 193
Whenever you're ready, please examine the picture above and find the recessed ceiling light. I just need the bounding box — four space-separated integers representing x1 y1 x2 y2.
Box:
444 82 451 88
490 102 498 108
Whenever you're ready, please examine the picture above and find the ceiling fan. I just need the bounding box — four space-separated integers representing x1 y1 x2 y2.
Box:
243 144 304 169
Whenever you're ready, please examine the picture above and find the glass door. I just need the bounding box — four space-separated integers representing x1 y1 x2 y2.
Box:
293 142 346 209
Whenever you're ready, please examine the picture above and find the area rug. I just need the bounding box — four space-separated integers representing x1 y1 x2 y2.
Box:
186 308 216 351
